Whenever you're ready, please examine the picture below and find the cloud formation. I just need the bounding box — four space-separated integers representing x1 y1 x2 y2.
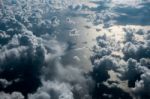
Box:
0 0 150 99
0 0 93 99
91 26 150 99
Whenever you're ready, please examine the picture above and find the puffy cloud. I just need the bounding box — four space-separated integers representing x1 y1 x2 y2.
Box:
0 1 94 99
91 56 118 82
0 79 12 88
91 26 150 99
123 28 135 42
132 72 150 99
140 58 150 69
29 92 50 99
0 0 150 99
28 81 73 99
0 91 24 99
121 58 143 87
0 30 10 45
91 48 112 63
122 42 138 60
0 2 50 96
42 56 93 99
0 32 45 97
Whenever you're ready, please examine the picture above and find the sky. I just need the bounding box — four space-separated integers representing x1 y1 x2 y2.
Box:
0 0 150 99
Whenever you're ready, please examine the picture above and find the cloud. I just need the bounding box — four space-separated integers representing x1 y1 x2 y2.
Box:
123 28 135 42
132 72 150 99
73 56 80 62
121 58 143 87
0 1 95 99
140 58 150 69
69 29 80 37
91 56 118 83
122 42 138 60
0 31 45 97
91 82 133 99
123 41 150 60
90 26 150 99
0 79 12 88
0 91 24 99
42 55 93 99
82 0 150 27
0 0 150 99
28 81 73 99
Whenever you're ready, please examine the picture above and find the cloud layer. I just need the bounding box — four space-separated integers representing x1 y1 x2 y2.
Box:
0 0 94 99
0 0 149 99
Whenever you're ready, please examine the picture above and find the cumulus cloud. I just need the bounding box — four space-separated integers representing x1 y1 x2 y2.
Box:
132 72 150 99
123 28 135 42
0 0 150 99
0 30 45 97
28 81 73 99
42 55 93 99
121 58 143 87
91 26 150 99
0 79 12 88
0 1 94 99
123 40 150 60
0 91 24 99
0 0 59 97
140 58 150 69
122 42 138 60
91 56 118 82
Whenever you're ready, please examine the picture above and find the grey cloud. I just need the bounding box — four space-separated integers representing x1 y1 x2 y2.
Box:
121 58 143 87
28 81 73 99
0 0 93 99
123 42 138 60
91 27 150 99
1 0 150 99
82 0 150 27
28 92 50 99
0 79 12 88
0 7 47 95
123 40 150 60
42 55 93 99
91 56 118 83
123 28 135 42
0 30 10 45
140 58 150 69
0 91 24 99
132 72 150 99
